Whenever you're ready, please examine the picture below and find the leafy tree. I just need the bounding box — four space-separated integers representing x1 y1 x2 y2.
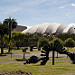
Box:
12 32 21 49
64 38 75 57
12 32 30 48
0 22 9 54
20 33 29 47
51 38 63 58
3 34 9 47
37 37 49 50
3 17 17 52
70 34 75 41
57 34 75 41
52 38 63 45
64 38 75 48
57 34 70 41
8 40 14 50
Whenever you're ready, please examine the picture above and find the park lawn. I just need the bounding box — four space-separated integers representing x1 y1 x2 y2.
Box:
0 58 16 61
0 60 75 75
0 47 75 75
65 47 75 52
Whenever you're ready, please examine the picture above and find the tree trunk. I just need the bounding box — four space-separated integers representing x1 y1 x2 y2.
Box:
1 35 4 54
56 52 58 58
23 52 25 59
16 42 20 49
8 31 11 52
8 23 12 52
67 47 69 58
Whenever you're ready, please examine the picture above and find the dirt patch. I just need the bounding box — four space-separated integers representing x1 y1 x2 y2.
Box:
0 70 32 75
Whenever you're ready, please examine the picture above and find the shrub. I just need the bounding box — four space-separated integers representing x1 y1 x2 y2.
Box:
64 38 75 47
37 37 49 49
51 38 63 45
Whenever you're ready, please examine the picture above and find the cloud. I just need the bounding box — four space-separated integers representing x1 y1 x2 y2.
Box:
0 7 21 15
68 23 75 28
20 0 46 7
66 14 69 17
5 8 21 14
60 6 65 8
71 3 75 7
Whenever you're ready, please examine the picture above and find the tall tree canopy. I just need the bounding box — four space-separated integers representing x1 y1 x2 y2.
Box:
3 17 17 52
0 22 9 54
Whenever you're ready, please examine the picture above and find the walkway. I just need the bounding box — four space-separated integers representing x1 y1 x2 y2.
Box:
0 50 69 63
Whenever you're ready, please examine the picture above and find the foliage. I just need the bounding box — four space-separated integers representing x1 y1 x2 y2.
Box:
0 22 9 35
28 36 39 46
43 34 54 41
51 38 64 45
12 32 30 48
37 37 49 49
57 34 75 41
3 17 17 30
8 40 14 49
0 22 9 54
70 34 75 41
12 32 22 49
3 34 9 47
3 17 17 52
64 38 75 47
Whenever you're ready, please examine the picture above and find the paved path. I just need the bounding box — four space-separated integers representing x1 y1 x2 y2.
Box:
0 50 69 63
0 51 67 58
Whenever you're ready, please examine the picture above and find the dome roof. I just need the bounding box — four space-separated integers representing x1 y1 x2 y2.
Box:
22 23 75 34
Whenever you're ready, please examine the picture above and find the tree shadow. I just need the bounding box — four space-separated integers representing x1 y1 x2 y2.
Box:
34 64 42 66
55 57 64 58
16 59 26 61
0 54 7 56
24 64 42 66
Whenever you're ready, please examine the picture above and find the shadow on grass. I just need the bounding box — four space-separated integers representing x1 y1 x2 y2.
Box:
4 52 11 54
50 57 65 59
34 64 41 66
0 54 7 56
55 57 64 58
0 52 13 57
16 59 27 61
24 64 41 66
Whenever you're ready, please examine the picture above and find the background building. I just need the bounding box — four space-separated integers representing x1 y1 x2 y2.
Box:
13 25 27 32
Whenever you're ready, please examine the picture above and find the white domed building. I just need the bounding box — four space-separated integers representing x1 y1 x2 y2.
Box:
22 23 75 34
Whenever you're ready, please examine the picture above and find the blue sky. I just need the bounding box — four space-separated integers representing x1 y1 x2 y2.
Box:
0 0 75 27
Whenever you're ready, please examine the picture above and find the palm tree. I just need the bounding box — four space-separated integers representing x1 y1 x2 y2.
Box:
3 17 17 52
0 22 9 54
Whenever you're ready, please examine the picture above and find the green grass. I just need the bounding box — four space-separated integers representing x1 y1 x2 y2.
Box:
65 47 75 52
0 58 16 61
0 47 75 75
0 61 75 75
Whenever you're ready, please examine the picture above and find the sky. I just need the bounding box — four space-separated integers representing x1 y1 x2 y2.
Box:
0 0 75 28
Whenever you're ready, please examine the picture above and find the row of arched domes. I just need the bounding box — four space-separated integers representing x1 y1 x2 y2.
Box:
22 23 75 34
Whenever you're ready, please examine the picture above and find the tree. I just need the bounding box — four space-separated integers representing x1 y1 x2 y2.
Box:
12 32 21 49
3 34 9 47
37 37 49 50
64 38 75 58
3 17 17 52
0 22 9 54
52 38 63 45
57 34 75 41
52 38 63 58
64 38 75 48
